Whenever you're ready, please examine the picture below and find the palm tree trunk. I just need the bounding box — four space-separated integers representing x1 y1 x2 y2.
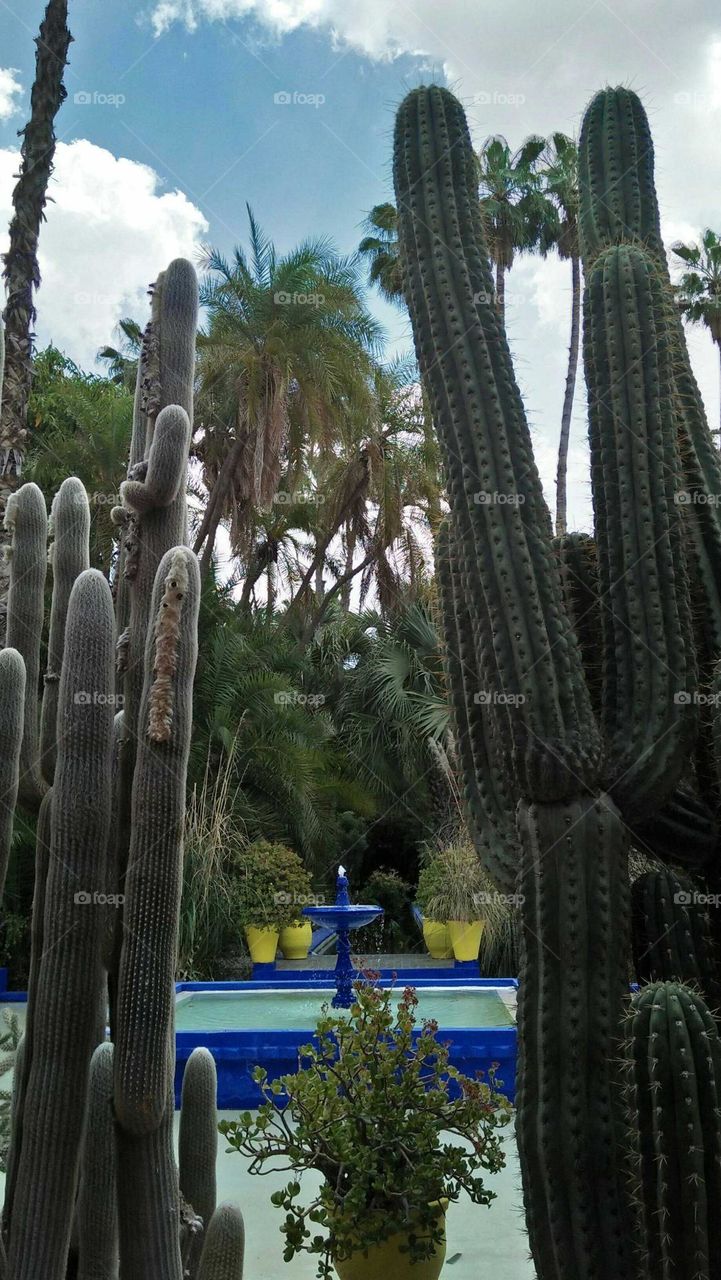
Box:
194 433 247 574
0 0 72 640
495 259 505 325
555 254 581 536
266 560 276 616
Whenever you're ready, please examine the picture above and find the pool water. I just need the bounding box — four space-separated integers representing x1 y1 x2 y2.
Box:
174 987 514 1032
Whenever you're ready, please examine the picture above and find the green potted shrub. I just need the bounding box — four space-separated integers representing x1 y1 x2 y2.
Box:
425 841 488 962
416 857 453 959
221 982 510 1280
232 840 313 963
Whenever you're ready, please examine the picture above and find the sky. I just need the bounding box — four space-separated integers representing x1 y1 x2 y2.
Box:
0 0 720 531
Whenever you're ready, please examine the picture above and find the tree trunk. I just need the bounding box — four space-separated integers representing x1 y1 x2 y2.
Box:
0 0 72 640
266 559 276 616
193 433 247 574
495 259 505 325
555 254 581 536
314 558 324 601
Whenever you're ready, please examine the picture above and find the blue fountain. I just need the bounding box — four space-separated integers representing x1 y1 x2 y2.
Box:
302 866 384 1007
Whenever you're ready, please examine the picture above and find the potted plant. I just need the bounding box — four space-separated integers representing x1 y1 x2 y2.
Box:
425 841 488 962
221 982 510 1280
232 840 313 963
416 858 453 959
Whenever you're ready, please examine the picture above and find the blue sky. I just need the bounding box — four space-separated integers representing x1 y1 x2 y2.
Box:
1 0 721 528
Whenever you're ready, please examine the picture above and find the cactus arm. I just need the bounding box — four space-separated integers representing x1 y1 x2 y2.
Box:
0 650 24 904
115 1089 182 1280
40 478 91 784
578 87 663 263
77 1043 118 1280
115 548 200 1133
4 483 47 807
197 1205 245 1280
7 571 115 1280
120 406 191 516
179 1048 218 1274
394 85 599 802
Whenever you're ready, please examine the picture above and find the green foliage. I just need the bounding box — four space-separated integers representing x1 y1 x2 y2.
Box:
0 1009 21 1173
25 347 132 570
353 868 417 953
231 840 313 931
220 983 510 1278
422 840 489 924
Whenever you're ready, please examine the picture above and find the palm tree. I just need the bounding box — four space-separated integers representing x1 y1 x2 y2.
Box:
540 133 580 535
97 317 143 390
194 206 382 573
672 230 721 443
477 134 552 322
358 203 404 304
0 0 72 635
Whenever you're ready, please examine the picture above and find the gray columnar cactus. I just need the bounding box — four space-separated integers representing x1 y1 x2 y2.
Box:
0 650 24 902
7 570 115 1280
77 1043 118 1280
197 1206 245 1280
40 477 90 783
4 483 47 806
180 1048 218 1276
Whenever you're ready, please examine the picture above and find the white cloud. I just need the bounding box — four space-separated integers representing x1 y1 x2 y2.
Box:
0 139 208 370
0 69 22 122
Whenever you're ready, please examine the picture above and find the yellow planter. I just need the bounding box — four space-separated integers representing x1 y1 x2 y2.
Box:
334 1205 447 1280
448 919 484 962
279 921 313 960
244 925 279 964
422 919 453 960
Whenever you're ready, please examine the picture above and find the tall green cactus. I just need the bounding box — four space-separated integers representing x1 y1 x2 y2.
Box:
180 1048 218 1275
4 483 47 806
197 1206 245 1280
394 80 721 1280
624 982 721 1279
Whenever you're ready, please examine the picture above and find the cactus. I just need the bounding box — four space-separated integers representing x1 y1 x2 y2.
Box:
40 477 90 783
180 1048 218 1274
77 1043 118 1280
197 1206 245 1280
624 982 721 1279
4 483 47 806
631 870 721 1006
394 80 721 1280
0 650 24 903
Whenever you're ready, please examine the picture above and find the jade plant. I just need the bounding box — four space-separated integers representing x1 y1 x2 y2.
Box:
221 982 511 1279
231 839 313 931
393 81 721 1280
0 258 245 1278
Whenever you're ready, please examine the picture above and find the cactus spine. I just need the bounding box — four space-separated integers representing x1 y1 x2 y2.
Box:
197 1206 245 1280
631 869 720 1002
180 1048 218 1274
4 484 47 806
77 1043 118 1280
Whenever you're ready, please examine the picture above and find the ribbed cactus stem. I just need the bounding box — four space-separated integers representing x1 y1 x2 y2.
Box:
115 547 200 1133
0 649 24 903
7 570 115 1280
77 1043 118 1280
179 1048 218 1272
585 242 695 817
197 1205 245 1280
4 483 47 806
40 477 90 783
115 1087 182 1280
624 982 721 1279
631 869 720 1006
394 85 599 803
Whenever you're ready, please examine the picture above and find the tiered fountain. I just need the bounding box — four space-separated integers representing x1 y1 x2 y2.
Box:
302 866 384 1007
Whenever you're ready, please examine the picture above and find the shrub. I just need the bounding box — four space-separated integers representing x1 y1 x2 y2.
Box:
221 982 511 1278
231 839 313 931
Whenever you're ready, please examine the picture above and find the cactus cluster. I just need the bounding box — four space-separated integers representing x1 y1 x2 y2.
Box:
394 82 721 1280
0 259 245 1277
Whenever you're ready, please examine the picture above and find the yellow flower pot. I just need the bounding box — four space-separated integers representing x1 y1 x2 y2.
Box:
448 919 484 962
334 1204 447 1280
279 920 313 960
244 925 279 964
422 919 453 960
